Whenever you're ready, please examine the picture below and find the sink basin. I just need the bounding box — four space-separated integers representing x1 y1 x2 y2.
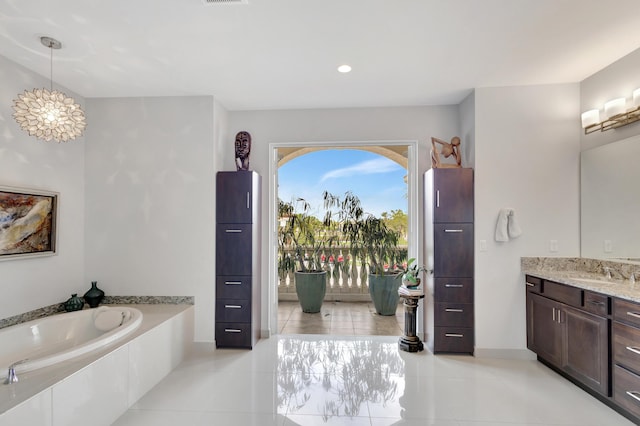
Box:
571 277 613 285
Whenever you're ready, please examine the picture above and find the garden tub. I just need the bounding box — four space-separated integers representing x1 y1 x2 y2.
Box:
0 306 142 378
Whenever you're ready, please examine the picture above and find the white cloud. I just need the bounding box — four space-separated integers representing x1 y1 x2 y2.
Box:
320 158 401 182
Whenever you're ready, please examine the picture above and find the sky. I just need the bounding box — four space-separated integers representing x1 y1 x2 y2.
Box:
278 149 407 218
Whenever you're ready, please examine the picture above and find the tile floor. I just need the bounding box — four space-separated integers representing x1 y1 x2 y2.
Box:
278 301 404 336
113 332 635 425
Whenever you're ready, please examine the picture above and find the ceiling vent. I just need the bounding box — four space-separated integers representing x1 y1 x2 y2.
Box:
202 0 248 4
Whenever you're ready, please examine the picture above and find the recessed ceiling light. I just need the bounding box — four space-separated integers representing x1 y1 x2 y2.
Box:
337 65 352 73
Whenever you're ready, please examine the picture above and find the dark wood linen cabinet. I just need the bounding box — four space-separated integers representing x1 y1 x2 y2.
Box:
215 171 261 349
424 168 474 354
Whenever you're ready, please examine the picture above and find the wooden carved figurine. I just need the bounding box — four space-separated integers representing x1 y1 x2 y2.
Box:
235 131 252 171
430 136 462 168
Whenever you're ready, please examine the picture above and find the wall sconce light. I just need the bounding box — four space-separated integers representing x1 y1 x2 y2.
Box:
582 89 640 134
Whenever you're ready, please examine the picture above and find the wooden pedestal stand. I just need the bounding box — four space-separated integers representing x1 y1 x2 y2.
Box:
398 294 424 352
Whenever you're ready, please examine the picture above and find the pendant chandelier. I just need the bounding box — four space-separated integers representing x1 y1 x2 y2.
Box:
12 36 86 142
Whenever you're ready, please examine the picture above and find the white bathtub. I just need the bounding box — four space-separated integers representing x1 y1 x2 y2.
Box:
0 306 142 376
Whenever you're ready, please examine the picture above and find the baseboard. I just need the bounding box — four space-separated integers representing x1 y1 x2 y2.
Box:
473 347 537 360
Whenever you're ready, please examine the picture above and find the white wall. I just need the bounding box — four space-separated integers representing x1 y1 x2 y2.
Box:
581 46 640 151
228 106 460 333
458 91 476 168
0 55 85 319
84 96 216 341
474 84 581 355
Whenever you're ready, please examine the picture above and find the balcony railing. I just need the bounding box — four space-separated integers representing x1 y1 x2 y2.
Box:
277 246 407 302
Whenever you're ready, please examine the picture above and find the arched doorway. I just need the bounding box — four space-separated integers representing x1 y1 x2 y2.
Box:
267 140 420 337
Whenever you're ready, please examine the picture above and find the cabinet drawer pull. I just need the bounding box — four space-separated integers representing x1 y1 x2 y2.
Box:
246 192 250 209
225 304 242 309
552 307 556 322
445 308 464 313
224 328 242 333
445 333 464 338
225 229 242 233
444 229 463 233
526 282 536 287
225 281 242 285
436 190 440 208
444 284 463 288
627 312 640 319
626 346 640 356
587 300 605 306
626 391 640 404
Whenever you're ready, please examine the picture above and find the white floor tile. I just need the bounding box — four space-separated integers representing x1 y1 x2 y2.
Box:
113 334 637 426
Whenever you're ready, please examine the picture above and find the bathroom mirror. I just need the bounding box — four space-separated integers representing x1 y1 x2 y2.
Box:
581 134 640 260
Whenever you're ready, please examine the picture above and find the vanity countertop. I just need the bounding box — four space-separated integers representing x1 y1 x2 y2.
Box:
523 268 640 304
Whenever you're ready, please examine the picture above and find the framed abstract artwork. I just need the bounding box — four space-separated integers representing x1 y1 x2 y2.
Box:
0 186 58 260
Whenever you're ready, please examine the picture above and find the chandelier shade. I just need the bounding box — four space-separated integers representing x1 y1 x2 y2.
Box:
13 88 86 142
11 36 86 143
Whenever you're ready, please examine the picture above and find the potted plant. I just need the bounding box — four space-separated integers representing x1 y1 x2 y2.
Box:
278 198 336 313
324 191 406 315
396 258 426 288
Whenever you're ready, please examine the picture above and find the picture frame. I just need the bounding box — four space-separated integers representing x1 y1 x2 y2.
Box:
0 185 59 261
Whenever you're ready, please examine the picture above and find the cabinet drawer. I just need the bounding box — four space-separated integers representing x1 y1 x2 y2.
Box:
525 275 542 293
216 299 251 323
216 276 251 299
434 303 474 327
216 322 252 348
614 298 640 328
543 280 582 308
614 322 640 375
583 291 610 316
434 278 473 303
614 365 640 419
433 327 474 354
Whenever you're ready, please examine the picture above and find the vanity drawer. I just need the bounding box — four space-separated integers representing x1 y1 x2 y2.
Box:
614 322 640 375
525 275 542 293
434 303 474 327
543 280 582 308
433 327 474 354
614 299 640 328
216 322 252 348
215 299 251 323
434 278 474 303
216 276 252 299
583 291 610 317
614 365 640 419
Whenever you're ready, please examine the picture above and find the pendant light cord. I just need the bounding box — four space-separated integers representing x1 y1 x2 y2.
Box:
49 41 53 91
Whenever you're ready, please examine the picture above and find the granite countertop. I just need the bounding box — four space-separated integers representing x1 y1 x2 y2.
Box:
523 268 640 304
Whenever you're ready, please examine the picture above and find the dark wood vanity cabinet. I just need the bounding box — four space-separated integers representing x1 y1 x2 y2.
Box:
215 171 261 349
613 298 640 418
527 279 609 390
425 168 474 354
525 276 610 397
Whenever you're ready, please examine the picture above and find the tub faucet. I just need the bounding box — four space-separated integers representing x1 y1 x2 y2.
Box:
4 359 28 385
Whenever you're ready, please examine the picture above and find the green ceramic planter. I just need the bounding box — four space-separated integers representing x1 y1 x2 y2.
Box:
369 273 401 315
294 271 327 313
